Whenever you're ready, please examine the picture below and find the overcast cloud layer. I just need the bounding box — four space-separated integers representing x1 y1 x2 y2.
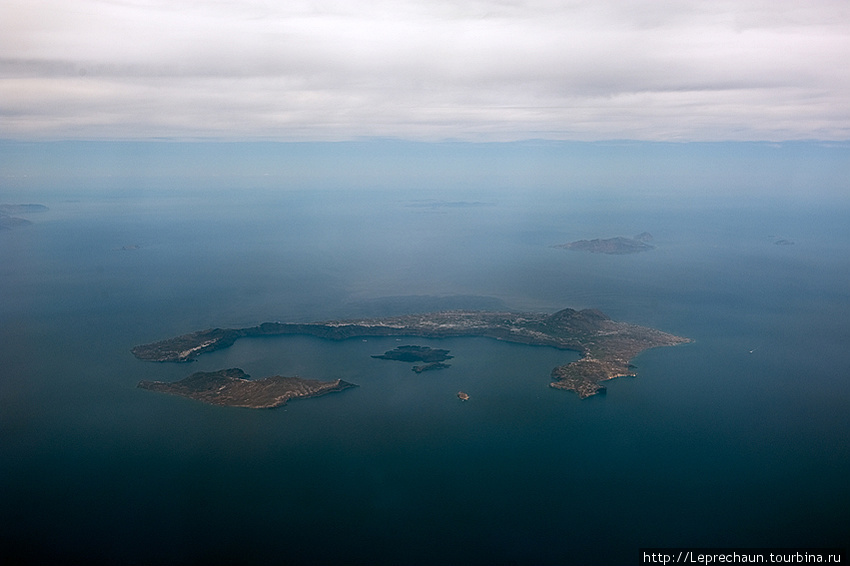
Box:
2 0 849 141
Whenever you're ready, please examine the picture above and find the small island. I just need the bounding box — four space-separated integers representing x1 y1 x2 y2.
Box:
133 307 690 399
555 233 654 255
0 204 49 215
373 345 453 372
412 362 451 373
138 368 357 409
372 345 453 363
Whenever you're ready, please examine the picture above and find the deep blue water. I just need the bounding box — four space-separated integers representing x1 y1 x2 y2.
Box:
1 187 848 565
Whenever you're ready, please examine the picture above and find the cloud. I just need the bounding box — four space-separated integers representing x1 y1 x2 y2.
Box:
1 0 848 141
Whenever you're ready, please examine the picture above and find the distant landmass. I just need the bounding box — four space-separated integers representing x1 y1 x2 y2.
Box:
138 368 357 409
133 308 690 399
0 203 48 230
0 204 49 215
555 232 654 255
0 215 32 230
406 200 495 209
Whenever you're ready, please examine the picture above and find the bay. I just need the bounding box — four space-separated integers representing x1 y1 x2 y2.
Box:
1 186 848 564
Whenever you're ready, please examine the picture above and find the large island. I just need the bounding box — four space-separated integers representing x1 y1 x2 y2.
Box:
133 308 690 399
138 368 357 408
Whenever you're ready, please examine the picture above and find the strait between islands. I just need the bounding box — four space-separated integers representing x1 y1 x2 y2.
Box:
134 308 690 406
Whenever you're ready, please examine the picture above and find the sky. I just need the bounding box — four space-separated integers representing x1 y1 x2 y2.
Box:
2 0 849 142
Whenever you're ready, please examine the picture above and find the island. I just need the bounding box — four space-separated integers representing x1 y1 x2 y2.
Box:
0 204 49 215
0 215 32 230
133 307 690 399
555 233 654 255
372 345 454 373
372 345 453 363
412 362 451 373
0 204 48 231
138 368 357 409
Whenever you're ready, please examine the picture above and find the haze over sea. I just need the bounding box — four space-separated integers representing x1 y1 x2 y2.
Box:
1 141 848 564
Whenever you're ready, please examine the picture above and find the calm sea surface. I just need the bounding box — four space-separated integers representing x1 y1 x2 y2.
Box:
1 187 848 564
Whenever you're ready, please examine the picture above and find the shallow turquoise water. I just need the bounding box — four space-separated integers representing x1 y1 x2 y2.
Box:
1 187 848 564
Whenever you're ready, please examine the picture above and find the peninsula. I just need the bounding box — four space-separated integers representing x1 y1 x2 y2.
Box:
133 308 690 399
138 368 357 408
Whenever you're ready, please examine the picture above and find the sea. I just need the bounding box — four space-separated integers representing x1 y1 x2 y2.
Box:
1 179 849 564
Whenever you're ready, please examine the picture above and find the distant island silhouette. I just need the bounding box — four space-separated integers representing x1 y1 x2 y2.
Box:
0 203 48 230
555 232 654 255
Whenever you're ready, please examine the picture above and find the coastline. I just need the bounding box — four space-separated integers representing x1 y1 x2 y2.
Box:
133 308 690 399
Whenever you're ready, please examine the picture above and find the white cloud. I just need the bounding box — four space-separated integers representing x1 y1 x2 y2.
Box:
1 0 848 140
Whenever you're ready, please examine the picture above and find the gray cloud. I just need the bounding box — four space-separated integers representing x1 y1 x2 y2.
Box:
1 0 848 140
